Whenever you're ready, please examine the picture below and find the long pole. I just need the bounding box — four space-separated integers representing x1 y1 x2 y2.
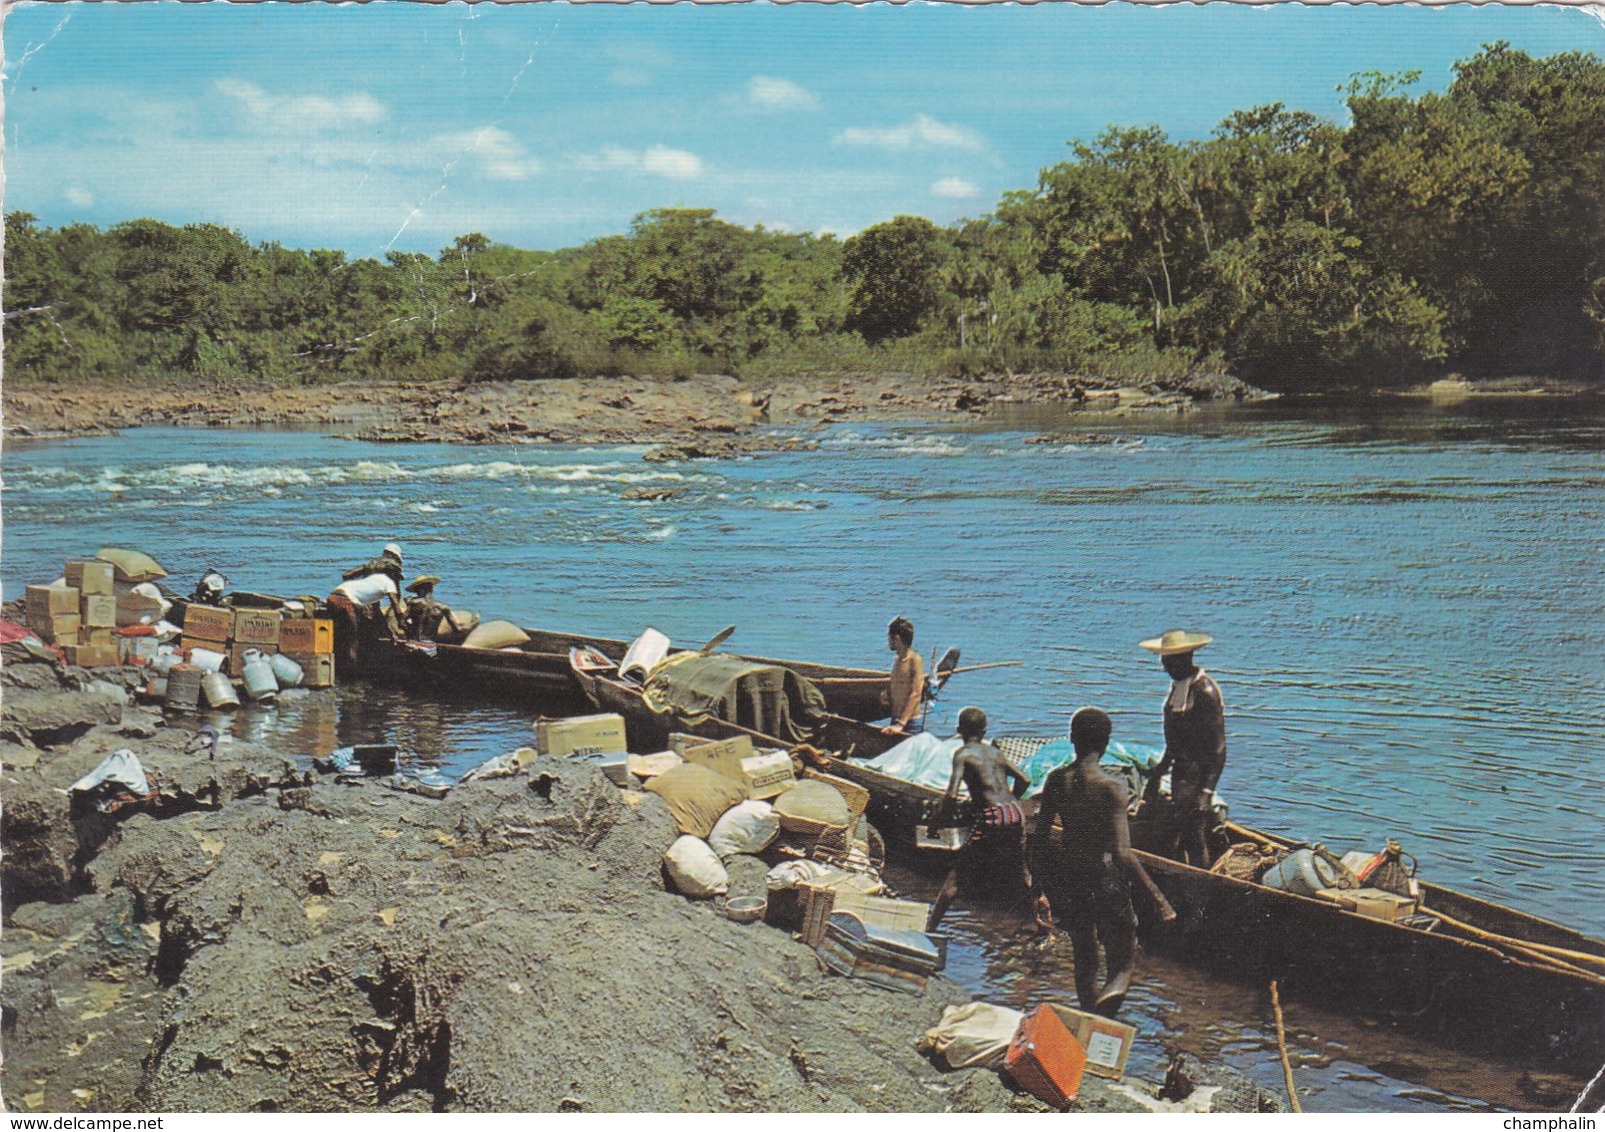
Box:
1270 980 1303 1114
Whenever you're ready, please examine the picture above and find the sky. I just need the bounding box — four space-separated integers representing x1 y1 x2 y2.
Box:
3 2 1602 259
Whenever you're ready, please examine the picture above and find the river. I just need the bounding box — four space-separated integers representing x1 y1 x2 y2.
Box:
4 397 1601 1111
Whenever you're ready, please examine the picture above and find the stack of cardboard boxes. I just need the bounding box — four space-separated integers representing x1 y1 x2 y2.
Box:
25 560 120 667
179 604 335 687
277 611 336 688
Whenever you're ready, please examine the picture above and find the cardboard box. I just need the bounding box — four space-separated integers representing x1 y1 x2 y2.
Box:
535 713 627 758
181 604 234 644
233 608 282 647
1315 887 1417 923
741 750 797 799
683 735 753 786
283 651 335 688
278 616 334 654
64 560 116 596
1044 1004 1136 1080
568 750 633 787
80 594 118 629
182 637 231 664
34 613 81 644
627 751 683 780
915 824 968 852
85 628 116 650
119 636 161 665
65 642 120 668
26 584 80 618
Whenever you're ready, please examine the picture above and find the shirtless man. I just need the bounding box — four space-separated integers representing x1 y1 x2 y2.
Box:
1032 707 1176 1017
1139 629 1227 867
925 707 1032 933
881 616 927 737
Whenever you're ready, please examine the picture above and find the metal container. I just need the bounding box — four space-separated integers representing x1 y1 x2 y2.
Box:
239 649 279 702
1261 848 1339 898
202 671 240 709
188 646 227 674
165 664 204 712
267 652 304 688
151 645 182 675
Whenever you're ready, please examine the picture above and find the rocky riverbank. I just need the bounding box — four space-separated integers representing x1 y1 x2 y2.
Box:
2 370 1268 456
0 656 1280 1114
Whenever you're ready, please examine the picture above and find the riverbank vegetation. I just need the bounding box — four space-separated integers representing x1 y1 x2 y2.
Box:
6 45 1601 393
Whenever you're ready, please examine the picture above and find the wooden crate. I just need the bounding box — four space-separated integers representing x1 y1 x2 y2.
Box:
282 651 335 688
182 604 233 643
278 616 334 654
233 608 281 647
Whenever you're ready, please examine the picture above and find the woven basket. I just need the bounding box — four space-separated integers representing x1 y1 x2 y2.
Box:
1210 842 1286 883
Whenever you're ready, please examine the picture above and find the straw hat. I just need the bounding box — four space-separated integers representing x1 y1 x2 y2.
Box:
1139 628 1213 655
405 575 440 594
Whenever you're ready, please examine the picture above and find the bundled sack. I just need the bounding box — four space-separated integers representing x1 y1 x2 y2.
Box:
918 1002 1027 1071
708 799 779 859
461 619 530 650
772 778 851 832
94 548 168 583
664 835 729 899
643 762 747 839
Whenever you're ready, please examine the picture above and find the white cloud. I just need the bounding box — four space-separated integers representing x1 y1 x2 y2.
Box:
641 145 703 179
932 177 981 200
836 114 984 152
216 78 385 135
578 144 703 180
64 186 95 207
432 127 541 181
747 76 819 111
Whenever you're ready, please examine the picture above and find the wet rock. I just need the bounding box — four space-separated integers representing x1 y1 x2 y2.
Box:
1 688 124 746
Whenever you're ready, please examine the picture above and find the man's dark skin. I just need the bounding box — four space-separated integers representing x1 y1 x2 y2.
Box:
1033 707 1176 1017
925 707 1031 933
1142 644 1227 867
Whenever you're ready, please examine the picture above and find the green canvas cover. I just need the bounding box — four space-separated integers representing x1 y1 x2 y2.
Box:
642 652 827 744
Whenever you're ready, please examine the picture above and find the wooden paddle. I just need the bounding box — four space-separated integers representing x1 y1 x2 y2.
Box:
699 625 736 654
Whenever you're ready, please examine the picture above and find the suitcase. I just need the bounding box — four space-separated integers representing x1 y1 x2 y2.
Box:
1004 1004 1087 1109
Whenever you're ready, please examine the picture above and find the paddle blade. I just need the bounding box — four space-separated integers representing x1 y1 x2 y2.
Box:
700 624 737 654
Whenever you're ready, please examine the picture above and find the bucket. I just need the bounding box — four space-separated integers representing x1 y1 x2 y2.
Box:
188 646 226 674
1261 848 1338 898
202 671 240 709
166 664 204 712
268 653 304 688
240 649 279 702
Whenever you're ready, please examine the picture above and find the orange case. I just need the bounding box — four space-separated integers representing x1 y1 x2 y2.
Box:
1004 1004 1088 1108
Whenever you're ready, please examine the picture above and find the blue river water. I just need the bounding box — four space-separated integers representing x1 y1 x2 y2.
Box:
3 397 1601 1111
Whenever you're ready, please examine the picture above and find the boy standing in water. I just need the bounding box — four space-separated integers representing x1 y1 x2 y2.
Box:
925 707 1033 932
881 616 927 736
1033 707 1176 1017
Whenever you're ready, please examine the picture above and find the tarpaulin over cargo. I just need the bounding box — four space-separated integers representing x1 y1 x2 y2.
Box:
642 652 827 744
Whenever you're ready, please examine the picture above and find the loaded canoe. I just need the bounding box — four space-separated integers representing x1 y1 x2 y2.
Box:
358 626 893 722
821 747 1605 1076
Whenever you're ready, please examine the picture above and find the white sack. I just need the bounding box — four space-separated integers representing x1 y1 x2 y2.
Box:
707 799 779 859
664 835 729 899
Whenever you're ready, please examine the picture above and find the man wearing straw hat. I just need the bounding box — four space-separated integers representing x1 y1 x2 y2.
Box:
402 576 466 642
1139 628 1227 867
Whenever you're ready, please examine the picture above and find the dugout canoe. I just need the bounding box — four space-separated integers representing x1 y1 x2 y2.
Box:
818 746 1605 1076
360 625 893 721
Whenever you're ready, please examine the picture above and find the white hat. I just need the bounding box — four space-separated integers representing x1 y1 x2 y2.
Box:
1139 629 1213 655
382 543 403 561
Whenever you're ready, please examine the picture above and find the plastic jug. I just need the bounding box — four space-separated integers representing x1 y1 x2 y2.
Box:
268 653 304 688
1261 848 1339 898
202 671 240 709
240 649 279 702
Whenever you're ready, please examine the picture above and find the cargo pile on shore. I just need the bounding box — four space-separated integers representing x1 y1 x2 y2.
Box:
0 649 1281 1113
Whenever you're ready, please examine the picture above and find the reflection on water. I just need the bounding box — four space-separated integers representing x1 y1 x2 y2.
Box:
4 398 1601 1113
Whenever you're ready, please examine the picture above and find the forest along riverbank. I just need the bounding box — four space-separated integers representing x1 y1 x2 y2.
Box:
0 656 1281 1114
2 370 1266 453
